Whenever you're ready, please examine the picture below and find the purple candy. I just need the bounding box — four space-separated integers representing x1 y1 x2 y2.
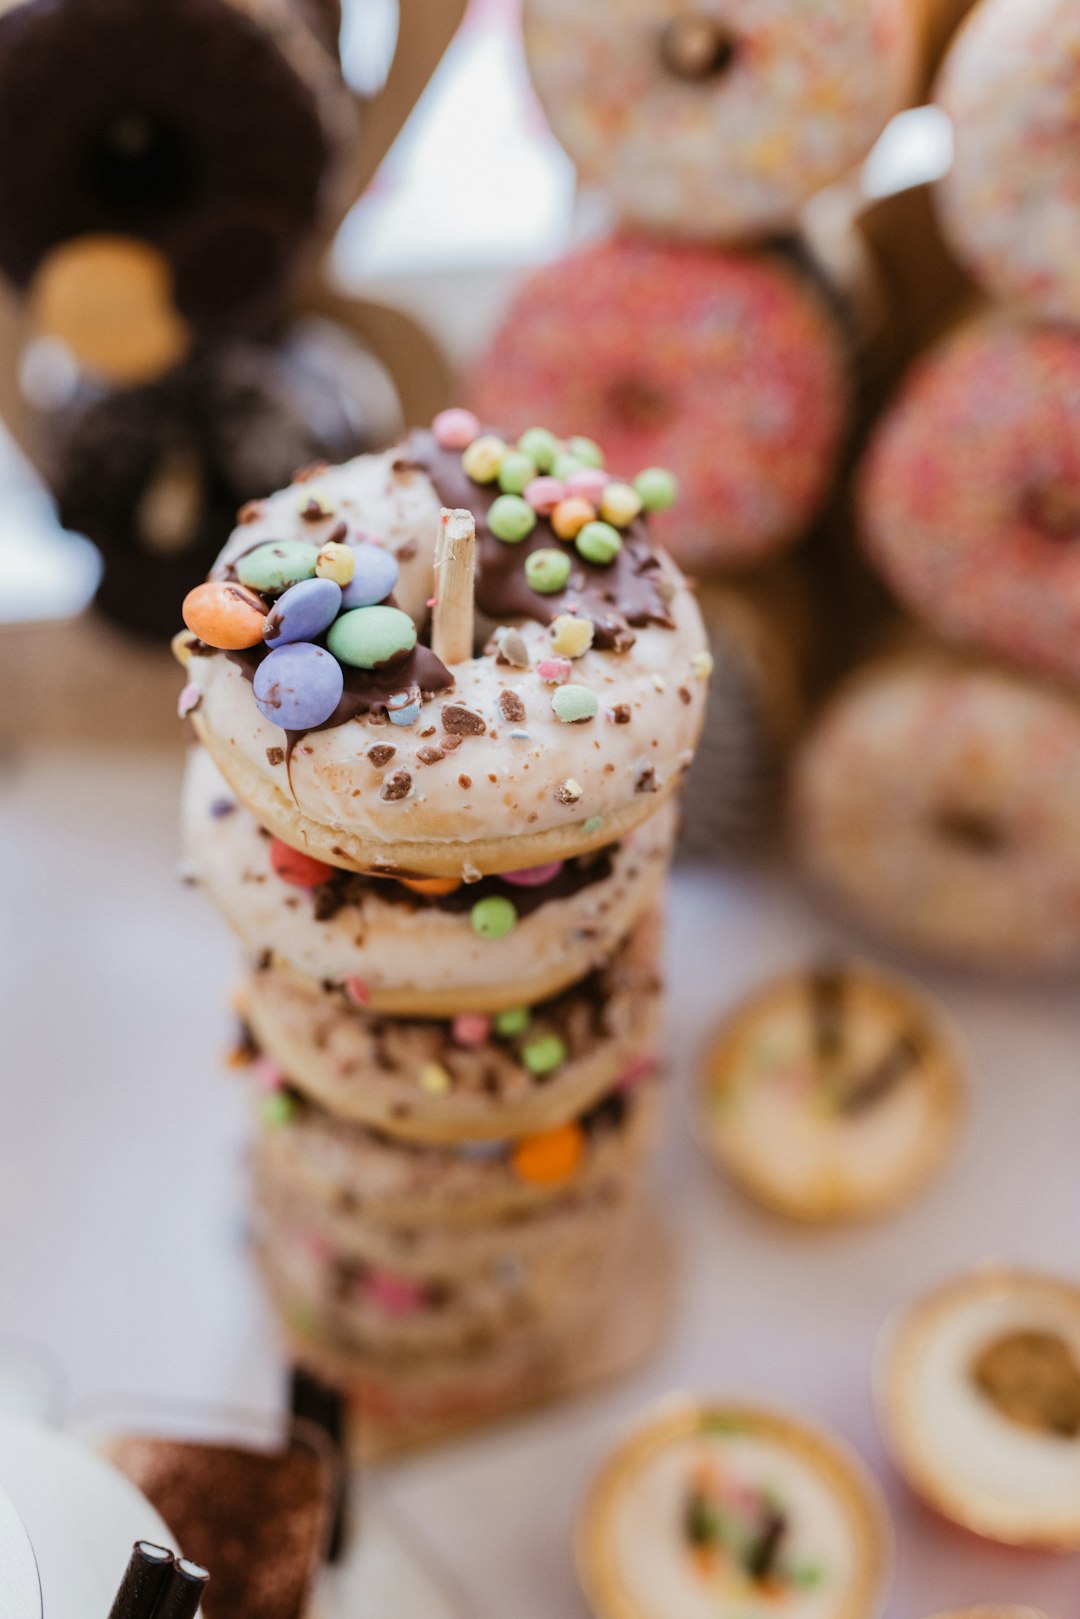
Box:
253 643 344 731
342 543 400 608
263 577 342 648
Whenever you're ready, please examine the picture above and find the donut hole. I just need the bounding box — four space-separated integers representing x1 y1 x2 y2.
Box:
659 14 737 83
608 376 675 434
91 111 192 213
932 805 1006 856
1021 482 1080 542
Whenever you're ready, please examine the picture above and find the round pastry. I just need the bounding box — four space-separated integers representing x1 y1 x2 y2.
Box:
790 651 1080 970
936 0 1080 323
699 962 965 1222
0 0 354 334
578 1400 891 1619
238 915 661 1142
522 0 918 241
177 414 710 877
183 745 673 1014
52 328 379 640
467 239 850 573
876 1268 1080 1547
860 315 1080 689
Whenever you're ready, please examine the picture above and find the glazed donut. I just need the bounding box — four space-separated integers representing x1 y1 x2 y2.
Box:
791 651 1080 970
239 915 661 1143
177 415 710 877
936 0 1080 323
467 238 849 573
860 315 1080 689
522 0 919 241
184 746 673 1014
0 0 355 331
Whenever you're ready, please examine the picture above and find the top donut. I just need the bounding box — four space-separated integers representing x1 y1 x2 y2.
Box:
177 410 711 878
522 0 920 240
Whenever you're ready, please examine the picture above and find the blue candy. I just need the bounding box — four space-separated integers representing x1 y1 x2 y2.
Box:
341 543 400 608
253 643 344 731
263 577 342 648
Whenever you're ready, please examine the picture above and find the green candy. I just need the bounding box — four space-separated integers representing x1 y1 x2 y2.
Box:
497 450 538 495
489 494 537 543
566 435 604 468
236 539 319 593
495 1007 531 1037
471 895 517 940
552 452 586 483
261 1092 296 1128
525 548 571 594
552 684 599 723
575 521 623 565
326 605 417 669
522 1033 567 1075
634 466 679 512
517 427 560 473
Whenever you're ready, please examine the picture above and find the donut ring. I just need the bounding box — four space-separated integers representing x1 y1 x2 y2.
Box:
936 0 1080 324
184 747 674 1015
791 651 1080 970
860 315 1080 689
180 428 710 878
467 239 850 573
522 0 919 241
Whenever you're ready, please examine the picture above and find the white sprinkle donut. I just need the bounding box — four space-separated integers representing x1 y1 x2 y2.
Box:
183 746 674 1015
791 651 1080 969
522 0 919 240
178 431 709 878
936 0 1080 323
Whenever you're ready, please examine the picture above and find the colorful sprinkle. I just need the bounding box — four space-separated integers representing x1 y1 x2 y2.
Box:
521 1033 567 1075
432 407 481 450
575 520 623 565
462 434 506 483
583 815 603 835
182 580 266 649
691 650 714 679
512 1123 585 1184
549 615 594 658
537 656 573 684
344 977 369 1006
260 1092 296 1128
552 684 599 723
495 1007 531 1037
363 1268 429 1316
401 874 461 896
525 548 572 593
236 539 319 593
177 682 201 717
452 1013 492 1046
471 895 517 939
418 1061 452 1096
489 493 537 543
502 861 564 887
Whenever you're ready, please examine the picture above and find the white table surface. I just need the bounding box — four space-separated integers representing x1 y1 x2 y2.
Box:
2 740 1079 1619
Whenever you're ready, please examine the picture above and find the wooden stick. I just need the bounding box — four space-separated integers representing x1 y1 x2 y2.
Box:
431 507 476 667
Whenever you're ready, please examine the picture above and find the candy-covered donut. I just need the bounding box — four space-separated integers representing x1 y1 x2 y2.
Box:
860 316 1080 688
468 239 849 573
936 0 1080 323
791 652 1080 969
177 415 710 877
183 746 673 1014
522 0 918 241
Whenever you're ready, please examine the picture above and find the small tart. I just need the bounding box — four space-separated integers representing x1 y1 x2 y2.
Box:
877 1268 1080 1547
698 963 965 1222
578 1401 890 1619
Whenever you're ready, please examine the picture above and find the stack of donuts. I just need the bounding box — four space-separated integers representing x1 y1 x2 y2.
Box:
792 0 1080 972
176 407 710 1440
465 0 958 849
0 0 461 637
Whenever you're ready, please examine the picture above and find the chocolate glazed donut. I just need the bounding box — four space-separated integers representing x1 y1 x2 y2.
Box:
0 0 354 330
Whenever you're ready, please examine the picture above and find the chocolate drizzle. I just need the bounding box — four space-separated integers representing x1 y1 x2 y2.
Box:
312 846 616 923
401 429 676 650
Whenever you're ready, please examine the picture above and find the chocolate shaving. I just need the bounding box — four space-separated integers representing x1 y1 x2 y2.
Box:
417 746 445 765
611 704 632 725
499 690 526 723
367 745 395 767
634 764 659 794
380 770 412 802
442 704 486 736
266 746 285 767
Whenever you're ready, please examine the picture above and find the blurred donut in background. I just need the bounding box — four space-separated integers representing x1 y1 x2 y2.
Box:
936 0 1080 322
522 0 920 241
790 650 1080 971
860 314 1080 689
48 321 395 639
468 237 850 574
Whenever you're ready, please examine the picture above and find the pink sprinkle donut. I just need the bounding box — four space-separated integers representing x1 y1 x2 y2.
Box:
937 0 1080 322
791 651 1080 970
522 0 918 241
860 315 1080 688
467 238 849 572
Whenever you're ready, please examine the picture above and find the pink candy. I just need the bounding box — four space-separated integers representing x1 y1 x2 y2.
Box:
252 1056 285 1094
363 1268 428 1317
452 1013 492 1047
524 476 565 514
617 1054 656 1092
537 658 573 685
501 861 564 888
344 977 370 1007
566 468 609 502
432 408 481 450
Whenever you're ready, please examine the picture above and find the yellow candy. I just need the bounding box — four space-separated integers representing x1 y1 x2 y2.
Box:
600 481 644 528
182 580 266 650
315 540 355 586
551 496 596 540
462 435 507 484
419 1062 452 1096
691 650 714 680
171 629 194 668
512 1124 585 1185
549 615 594 659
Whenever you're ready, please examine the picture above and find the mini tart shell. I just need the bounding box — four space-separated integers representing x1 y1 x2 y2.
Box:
876 1268 1080 1548
697 962 967 1223
578 1401 892 1619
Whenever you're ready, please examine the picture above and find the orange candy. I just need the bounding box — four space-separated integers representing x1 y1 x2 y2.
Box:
551 496 596 540
400 875 462 897
269 837 335 889
511 1123 586 1185
182 580 267 649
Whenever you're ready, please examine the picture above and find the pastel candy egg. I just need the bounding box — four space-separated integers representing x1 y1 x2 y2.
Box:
552 684 599 723
501 861 564 887
565 467 609 502
525 548 571 594
551 497 595 540
517 427 560 472
269 837 335 888
549 615 594 658
495 1007 530 1037
522 1033 568 1076
432 407 480 450
576 520 623 565
552 452 586 483
182 580 266 649
364 1268 429 1316
452 1013 492 1046
524 476 564 515
462 434 506 483
566 435 604 468
512 1122 584 1184
600 482 644 528
342 543 400 608
634 466 678 512
489 494 537 543
327 605 417 669
236 539 319 593
263 577 342 647
253 642 344 730
497 449 538 495
471 895 517 939
315 540 355 586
